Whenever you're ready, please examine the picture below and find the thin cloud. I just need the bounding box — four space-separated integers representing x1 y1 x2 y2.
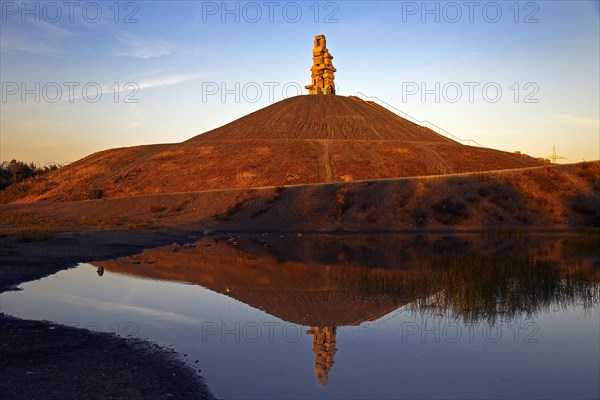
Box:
46 290 198 324
115 32 173 59
424 52 481 71
484 129 529 135
0 21 73 56
54 73 204 103
136 73 204 90
104 73 204 97
546 114 600 128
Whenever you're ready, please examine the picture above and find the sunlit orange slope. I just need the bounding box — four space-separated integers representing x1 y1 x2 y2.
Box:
4 95 543 203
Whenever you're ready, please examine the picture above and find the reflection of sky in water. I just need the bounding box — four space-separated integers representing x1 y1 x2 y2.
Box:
1 235 599 399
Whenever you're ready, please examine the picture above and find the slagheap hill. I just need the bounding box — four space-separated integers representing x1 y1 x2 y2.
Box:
3 94 542 203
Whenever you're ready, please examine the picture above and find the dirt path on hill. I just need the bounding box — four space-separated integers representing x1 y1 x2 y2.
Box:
320 140 335 182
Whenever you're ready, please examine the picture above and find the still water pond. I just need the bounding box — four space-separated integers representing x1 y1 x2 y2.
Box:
2 234 599 399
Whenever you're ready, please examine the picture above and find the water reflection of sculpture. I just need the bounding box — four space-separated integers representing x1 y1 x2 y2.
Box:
94 235 600 385
307 326 337 386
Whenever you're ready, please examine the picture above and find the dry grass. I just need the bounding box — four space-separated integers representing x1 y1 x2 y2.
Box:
1 211 40 225
577 162 600 191
14 228 54 243
65 188 104 201
1 209 155 232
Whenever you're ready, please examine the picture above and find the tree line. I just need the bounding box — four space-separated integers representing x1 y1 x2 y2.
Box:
0 160 61 190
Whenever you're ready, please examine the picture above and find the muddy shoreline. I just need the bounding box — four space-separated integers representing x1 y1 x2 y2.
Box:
0 229 215 400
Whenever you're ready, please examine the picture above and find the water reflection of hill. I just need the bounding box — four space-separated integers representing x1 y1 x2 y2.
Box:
96 234 600 325
94 234 599 385
97 238 409 326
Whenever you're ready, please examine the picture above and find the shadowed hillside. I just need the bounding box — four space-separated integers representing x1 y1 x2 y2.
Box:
2 162 599 231
1 95 543 204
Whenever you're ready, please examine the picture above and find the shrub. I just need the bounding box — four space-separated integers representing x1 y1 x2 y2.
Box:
413 207 428 227
431 198 470 225
515 213 531 224
87 189 104 199
477 186 492 197
571 195 597 216
487 180 526 213
67 188 104 201
0 160 60 190
213 196 254 221
0 183 33 203
577 162 600 191
0 160 36 189
169 201 189 213
333 186 350 220
113 167 143 184
570 194 600 227
15 228 53 243
266 187 286 204
529 168 562 193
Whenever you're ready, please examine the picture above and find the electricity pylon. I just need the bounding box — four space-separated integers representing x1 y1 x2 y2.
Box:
546 145 568 164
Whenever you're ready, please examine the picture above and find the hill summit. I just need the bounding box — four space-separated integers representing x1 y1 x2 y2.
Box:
190 95 456 142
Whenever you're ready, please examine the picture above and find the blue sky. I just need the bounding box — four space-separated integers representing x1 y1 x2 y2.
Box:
1 0 599 165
